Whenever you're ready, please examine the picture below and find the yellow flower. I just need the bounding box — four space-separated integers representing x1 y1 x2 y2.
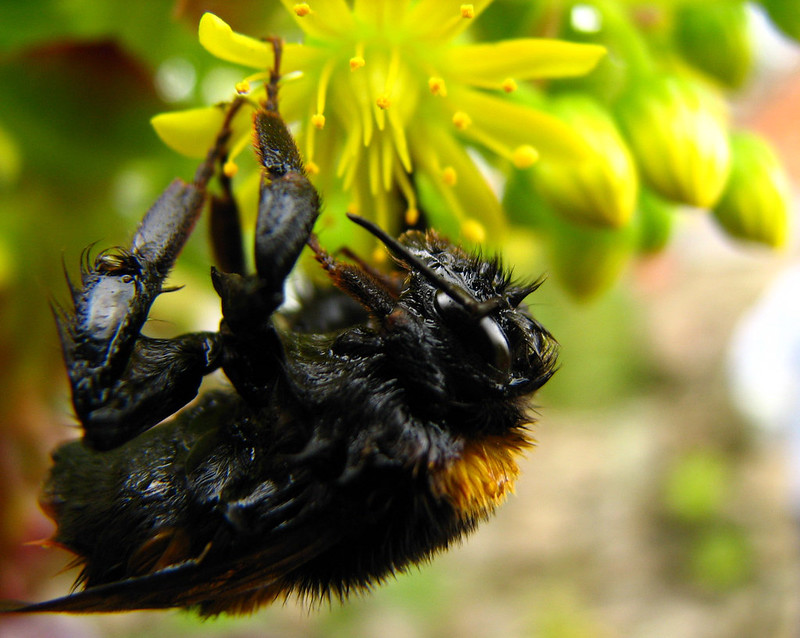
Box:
153 1 605 248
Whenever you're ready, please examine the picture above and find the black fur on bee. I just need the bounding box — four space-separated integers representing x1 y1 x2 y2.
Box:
0 39 557 616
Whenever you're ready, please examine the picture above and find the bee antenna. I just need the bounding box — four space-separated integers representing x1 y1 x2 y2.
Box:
346 213 501 318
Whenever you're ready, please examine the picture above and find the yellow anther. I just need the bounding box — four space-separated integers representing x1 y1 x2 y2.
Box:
428 76 447 97
512 145 539 168
349 56 366 71
442 166 457 186
452 111 472 130
460 4 475 18
371 246 387 264
376 95 391 110
462 219 486 244
502 78 518 93
306 160 320 175
294 3 311 17
235 80 251 95
311 113 326 130
223 160 239 177
405 207 420 226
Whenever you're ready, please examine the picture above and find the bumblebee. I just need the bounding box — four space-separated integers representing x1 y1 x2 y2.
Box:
1 42 557 615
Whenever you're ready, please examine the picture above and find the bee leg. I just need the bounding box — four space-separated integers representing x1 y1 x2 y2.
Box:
307 235 397 316
209 167 246 275
252 38 319 295
57 101 245 450
211 39 321 404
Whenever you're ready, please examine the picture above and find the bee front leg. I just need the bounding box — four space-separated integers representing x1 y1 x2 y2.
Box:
58 102 244 450
212 41 320 404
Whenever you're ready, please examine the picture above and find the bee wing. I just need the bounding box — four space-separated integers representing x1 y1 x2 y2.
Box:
0 520 341 614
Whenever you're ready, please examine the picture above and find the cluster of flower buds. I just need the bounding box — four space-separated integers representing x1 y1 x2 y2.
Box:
494 0 795 297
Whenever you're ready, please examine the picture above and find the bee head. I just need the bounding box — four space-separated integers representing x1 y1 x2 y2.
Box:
347 215 558 402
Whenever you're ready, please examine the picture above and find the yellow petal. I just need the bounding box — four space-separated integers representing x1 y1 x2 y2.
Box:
199 12 319 75
198 13 273 68
151 104 253 159
444 40 606 86
454 88 592 162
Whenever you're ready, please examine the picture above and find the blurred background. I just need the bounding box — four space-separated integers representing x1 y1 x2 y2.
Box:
1 1 800 637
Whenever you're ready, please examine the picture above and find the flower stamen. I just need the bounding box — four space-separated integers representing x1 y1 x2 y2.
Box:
512 145 539 168
381 133 394 190
394 162 419 221
337 119 362 186
293 3 311 17
452 111 472 130
316 58 335 122
311 113 326 130
428 76 448 97
502 78 518 93
235 70 271 95
369 143 381 194
223 130 254 177
376 47 401 113
223 160 239 177
462 219 486 243
350 41 366 72
387 108 412 172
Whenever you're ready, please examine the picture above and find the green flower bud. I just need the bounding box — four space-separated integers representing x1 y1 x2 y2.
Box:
503 180 634 298
615 75 731 208
676 2 753 89
546 204 637 299
759 0 800 42
712 132 791 248
533 94 638 229
636 188 676 254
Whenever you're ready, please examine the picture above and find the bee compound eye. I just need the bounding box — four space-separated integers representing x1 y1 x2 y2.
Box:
478 315 512 374
434 290 512 374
